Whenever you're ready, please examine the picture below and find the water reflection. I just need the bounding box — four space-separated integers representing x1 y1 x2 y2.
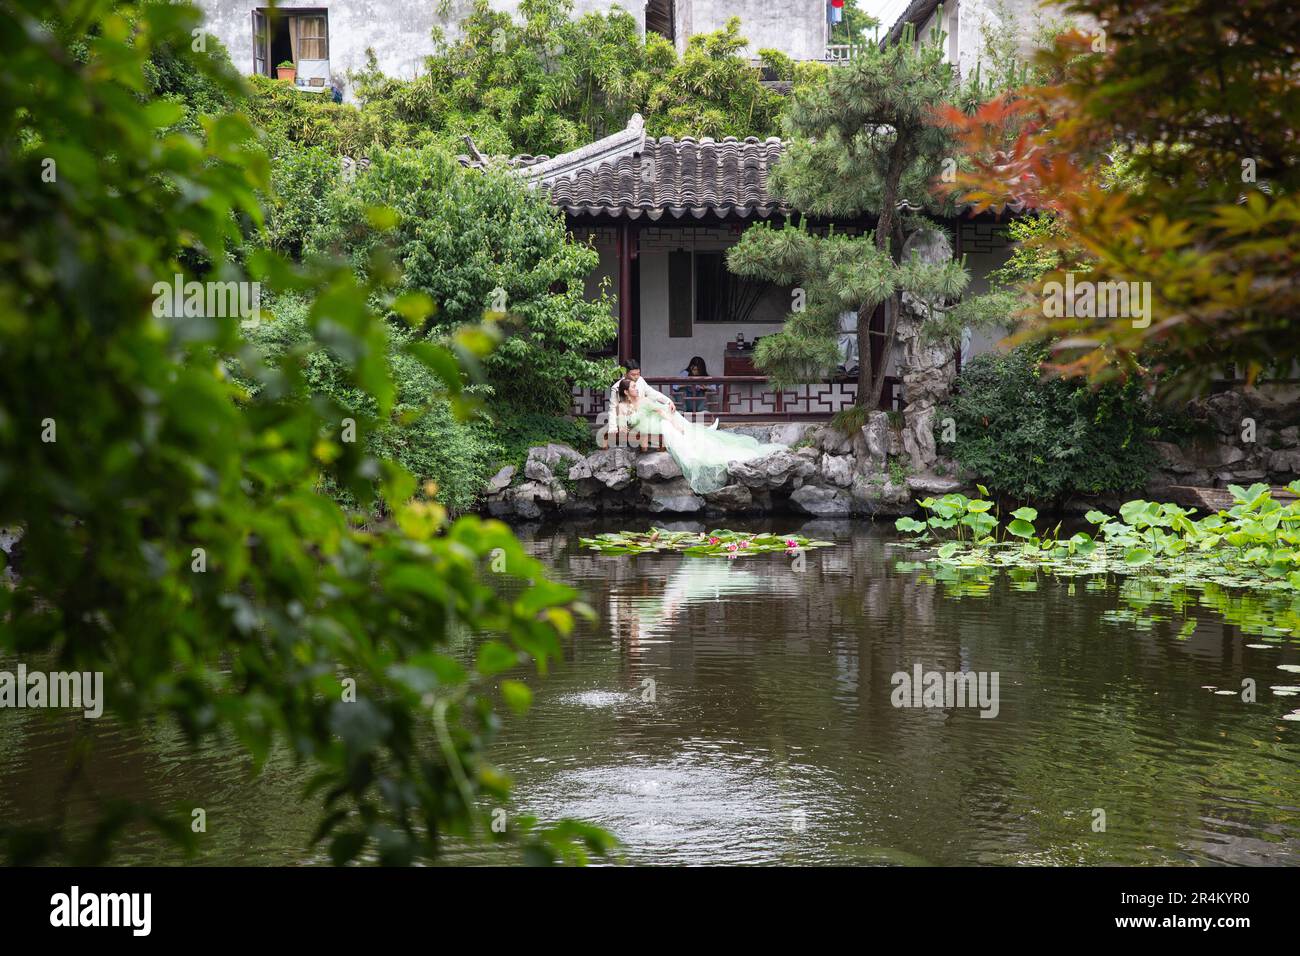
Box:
449 519 1300 865
2 518 1298 866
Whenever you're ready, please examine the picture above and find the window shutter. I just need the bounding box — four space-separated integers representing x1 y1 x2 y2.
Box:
668 250 692 338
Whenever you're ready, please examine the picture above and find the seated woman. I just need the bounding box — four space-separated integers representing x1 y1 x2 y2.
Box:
615 377 782 494
671 355 717 415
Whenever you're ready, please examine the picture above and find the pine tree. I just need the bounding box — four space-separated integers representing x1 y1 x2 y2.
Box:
728 19 968 409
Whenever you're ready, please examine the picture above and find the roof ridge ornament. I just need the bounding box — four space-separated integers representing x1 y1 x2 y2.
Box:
514 111 647 187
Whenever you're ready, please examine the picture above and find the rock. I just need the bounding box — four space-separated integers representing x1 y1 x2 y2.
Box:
851 474 914 516
1216 445 1248 467
635 451 682 481
1151 441 1195 474
523 458 553 482
820 453 855 488
795 445 820 461
561 496 599 516
906 473 970 496
1267 449 1300 478
727 448 815 491
1199 389 1250 434
861 412 890 466
509 497 541 520
895 228 960 474
510 480 563 520
901 405 938 472
569 447 636 490
643 478 705 513
657 520 708 533
790 483 852 516
1280 426 1299 447
486 465 516 494
817 426 854 455
528 443 584 470
798 519 851 538
769 422 815 447
724 425 774 442
0 526 22 554
1064 494 1126 515
485 495 512 518
704 484 753 512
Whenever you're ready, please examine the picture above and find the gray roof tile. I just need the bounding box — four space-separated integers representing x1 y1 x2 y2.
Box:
458 114 790 220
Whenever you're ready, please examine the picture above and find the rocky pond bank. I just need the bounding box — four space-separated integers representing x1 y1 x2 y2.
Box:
481 386 1300 522
482 416 967 521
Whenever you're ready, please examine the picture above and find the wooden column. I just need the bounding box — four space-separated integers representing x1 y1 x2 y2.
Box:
617 220 634 365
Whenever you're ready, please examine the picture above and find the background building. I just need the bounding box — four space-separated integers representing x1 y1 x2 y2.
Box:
193 1 839 100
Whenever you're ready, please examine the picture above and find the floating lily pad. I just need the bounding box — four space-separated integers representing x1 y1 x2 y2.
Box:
579 528 833 559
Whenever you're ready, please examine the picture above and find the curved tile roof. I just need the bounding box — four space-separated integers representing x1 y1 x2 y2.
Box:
458 114 791 221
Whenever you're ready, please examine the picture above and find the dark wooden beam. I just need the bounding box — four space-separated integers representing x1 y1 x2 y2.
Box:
617 221 634 364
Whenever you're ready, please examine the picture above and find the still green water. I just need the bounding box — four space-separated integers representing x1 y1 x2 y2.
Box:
2 520 1298 865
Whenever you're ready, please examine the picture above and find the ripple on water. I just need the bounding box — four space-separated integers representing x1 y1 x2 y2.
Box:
505 748 849 865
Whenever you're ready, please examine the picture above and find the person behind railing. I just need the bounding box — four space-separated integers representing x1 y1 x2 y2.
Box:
671 355 717 415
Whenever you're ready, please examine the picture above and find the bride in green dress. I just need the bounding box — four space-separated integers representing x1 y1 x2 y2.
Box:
614 377 783 495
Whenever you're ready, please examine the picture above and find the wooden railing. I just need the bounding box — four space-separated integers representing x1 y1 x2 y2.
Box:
571 375 902 422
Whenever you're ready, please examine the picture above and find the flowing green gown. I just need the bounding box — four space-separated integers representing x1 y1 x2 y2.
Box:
625 401 784 494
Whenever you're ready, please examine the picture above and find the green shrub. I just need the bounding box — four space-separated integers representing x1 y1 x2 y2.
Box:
481 405 594 473
245 74 402 155
261 139 340 260
938 346 1158 502
243 296 496 514
310 145 618 412
2 0 603 866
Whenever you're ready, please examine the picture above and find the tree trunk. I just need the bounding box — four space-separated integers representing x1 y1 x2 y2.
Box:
855 301 877 410
855 137 908 408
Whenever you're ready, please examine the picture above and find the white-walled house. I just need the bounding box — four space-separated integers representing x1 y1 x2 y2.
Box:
192 1 840 101
878 0 1087 79
460 112 1015 422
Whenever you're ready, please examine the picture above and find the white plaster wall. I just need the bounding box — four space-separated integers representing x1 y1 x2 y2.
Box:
195 1 832 101
195 0 644 100
911 0 1090 80
681 0 827 61
636 225 800 376
959 218 1013 362
573 227 619 318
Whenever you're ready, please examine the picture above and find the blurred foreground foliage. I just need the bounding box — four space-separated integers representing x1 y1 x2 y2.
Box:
0 0 614 865
939 0 1300 393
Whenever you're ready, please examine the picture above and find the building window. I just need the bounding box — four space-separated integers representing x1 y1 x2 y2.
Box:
645 0 676 46
693 251 784 324
253 8 331 92
298 14 328 60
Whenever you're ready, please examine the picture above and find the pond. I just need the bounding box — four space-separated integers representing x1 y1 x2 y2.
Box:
2 519 1298 865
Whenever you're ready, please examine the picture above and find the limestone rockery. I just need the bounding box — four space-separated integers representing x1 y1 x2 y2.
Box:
482 416 969 521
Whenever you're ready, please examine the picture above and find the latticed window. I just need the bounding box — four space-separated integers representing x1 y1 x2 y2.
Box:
298 15 328 60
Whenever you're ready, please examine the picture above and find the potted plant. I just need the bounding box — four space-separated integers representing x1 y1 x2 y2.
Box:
276 60 296 82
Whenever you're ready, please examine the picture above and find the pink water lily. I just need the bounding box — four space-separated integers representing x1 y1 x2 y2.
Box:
726 542 738 552
709 536 720 545
738 540 750 549
786 539 798 549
